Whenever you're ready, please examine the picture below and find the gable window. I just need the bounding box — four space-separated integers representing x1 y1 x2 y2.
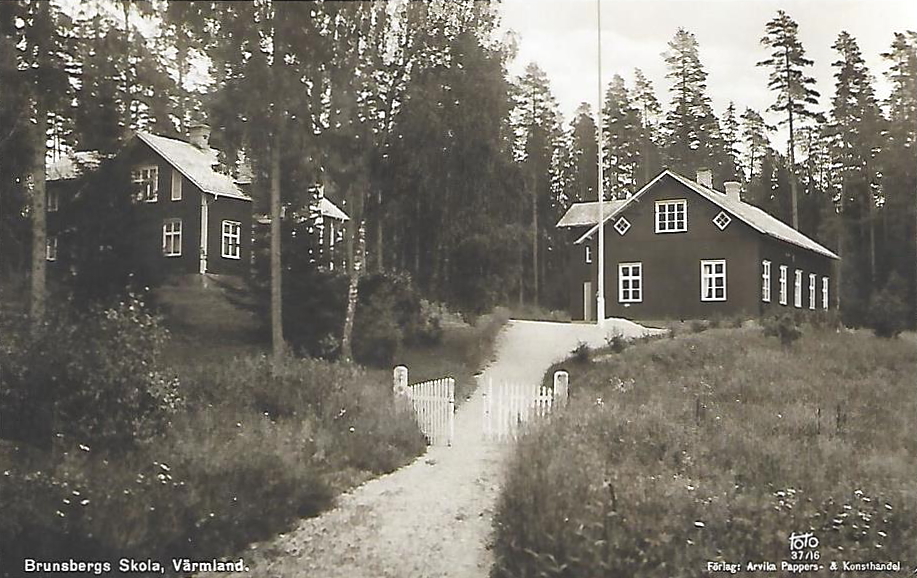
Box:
584 245 592 264
171 168 182 201
794 269 803 308
762 260 771 302
46 236 57 262
655 199 687 233
222 220 241 259
618 262 642 303
808 273 817 310
162 219 182 257
47 188 59 212
613 217 631 235
700 259 726 301
133 165 159 202
712 211 731 230
822 277 829 310
779 265 788 305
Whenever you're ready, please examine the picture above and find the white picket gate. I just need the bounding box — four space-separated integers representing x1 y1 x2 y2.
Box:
393 366 454 447
482 370 569 442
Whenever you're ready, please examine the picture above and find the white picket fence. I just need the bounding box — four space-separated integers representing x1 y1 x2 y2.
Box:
393 366 455 447
482 370 569 442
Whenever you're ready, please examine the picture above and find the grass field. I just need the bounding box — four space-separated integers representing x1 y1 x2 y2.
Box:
492 324 917 577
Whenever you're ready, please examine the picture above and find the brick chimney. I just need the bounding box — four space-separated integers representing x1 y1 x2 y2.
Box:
188 123 211 150
696 168 713 189
723 181 741 202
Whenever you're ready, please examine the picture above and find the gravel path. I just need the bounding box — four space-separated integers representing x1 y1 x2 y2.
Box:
209 319 660 578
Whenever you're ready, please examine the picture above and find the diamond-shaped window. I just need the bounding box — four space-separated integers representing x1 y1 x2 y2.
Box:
713 211 732 230
614 217 631 236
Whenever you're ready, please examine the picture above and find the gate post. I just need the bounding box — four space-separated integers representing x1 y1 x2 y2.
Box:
554 370 569 406
393 365 409 398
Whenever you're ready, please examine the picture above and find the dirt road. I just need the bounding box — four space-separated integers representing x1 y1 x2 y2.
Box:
210 319 659 578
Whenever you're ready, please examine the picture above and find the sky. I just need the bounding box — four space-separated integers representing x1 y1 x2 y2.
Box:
500 0 917 148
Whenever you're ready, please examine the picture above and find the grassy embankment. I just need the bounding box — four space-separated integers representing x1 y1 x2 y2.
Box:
492 323 917 577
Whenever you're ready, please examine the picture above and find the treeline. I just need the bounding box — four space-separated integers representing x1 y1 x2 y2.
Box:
1 2 915 329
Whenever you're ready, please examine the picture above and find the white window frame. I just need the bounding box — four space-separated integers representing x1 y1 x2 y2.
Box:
132 165 159 203
712 211 731 230
762 260 771 303
808 273 817 310
614 217 631 235
822 277 829 310
794 269 803 308
46 236 57 262
779 265 788 305
47 187 59 212
655 199 687 233
618 262 643 304
171 168 182 201
584 245 592 264
162 218 182 257
221 220 241 260
700 259 727 302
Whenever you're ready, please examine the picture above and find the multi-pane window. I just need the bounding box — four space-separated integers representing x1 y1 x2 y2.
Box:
794 269 803 308
655 199 687 233
162 219 182 257
133 165 159 202
618 262 642 303
584 245 592 264
822 277 829 310
222 220 241 259
808 273 817 310
762 260 771 302
46 236 57 262
712 211 732 230
779 265 788 305
614 217 631 235
47 188 59 212
700 259 726 301
171 168 182 201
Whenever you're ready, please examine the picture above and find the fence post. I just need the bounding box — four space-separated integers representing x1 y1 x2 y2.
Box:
447 377 455 447
393 365 409 398
554 370 569 406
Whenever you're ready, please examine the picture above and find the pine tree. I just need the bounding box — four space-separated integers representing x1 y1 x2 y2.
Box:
632 68 662 187
720 102 742 182
740 108 773 183
662 28 721 180
758 10 821 230
602 74 641 197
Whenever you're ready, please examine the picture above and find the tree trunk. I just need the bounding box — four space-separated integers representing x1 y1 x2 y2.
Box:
30 97 48 326
270 129 284 363
531 164 539 307
340 219 363 363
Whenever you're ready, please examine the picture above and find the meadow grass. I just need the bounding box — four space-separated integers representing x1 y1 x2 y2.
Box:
493 326 917 577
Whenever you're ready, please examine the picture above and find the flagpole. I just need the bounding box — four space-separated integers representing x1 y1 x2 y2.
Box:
596 0 606 327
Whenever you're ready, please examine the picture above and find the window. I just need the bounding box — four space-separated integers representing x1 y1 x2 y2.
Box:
222 220 241 259
47 188 59 212
794 269 802 308
762 260 771 302
779 265 788 305
700 259 726 301
822 277 829 310
46 236 57 262
614 217 631 235
808 273 817 310
655 199 687 233
584 245 592 264
132 165 159 202
171 168 182 201
712 211 731 230
162 219 182 257
618 262 642 303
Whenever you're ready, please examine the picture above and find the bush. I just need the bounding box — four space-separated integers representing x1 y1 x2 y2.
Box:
867 273 909 338
762 313 802 348
0 295 180 452
605 331 628 353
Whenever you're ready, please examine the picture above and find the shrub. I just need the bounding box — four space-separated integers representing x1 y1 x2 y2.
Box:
689 319 707 333
762 313 802 348
0 295 180 452
605 332 628 353
867 273 909 338
571 341 592 363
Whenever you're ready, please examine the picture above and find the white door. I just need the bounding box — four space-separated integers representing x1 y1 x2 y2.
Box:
583 281 593 321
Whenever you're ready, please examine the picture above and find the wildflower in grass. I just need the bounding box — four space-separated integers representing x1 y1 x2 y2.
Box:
79 444 90 452
694 521 705 528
